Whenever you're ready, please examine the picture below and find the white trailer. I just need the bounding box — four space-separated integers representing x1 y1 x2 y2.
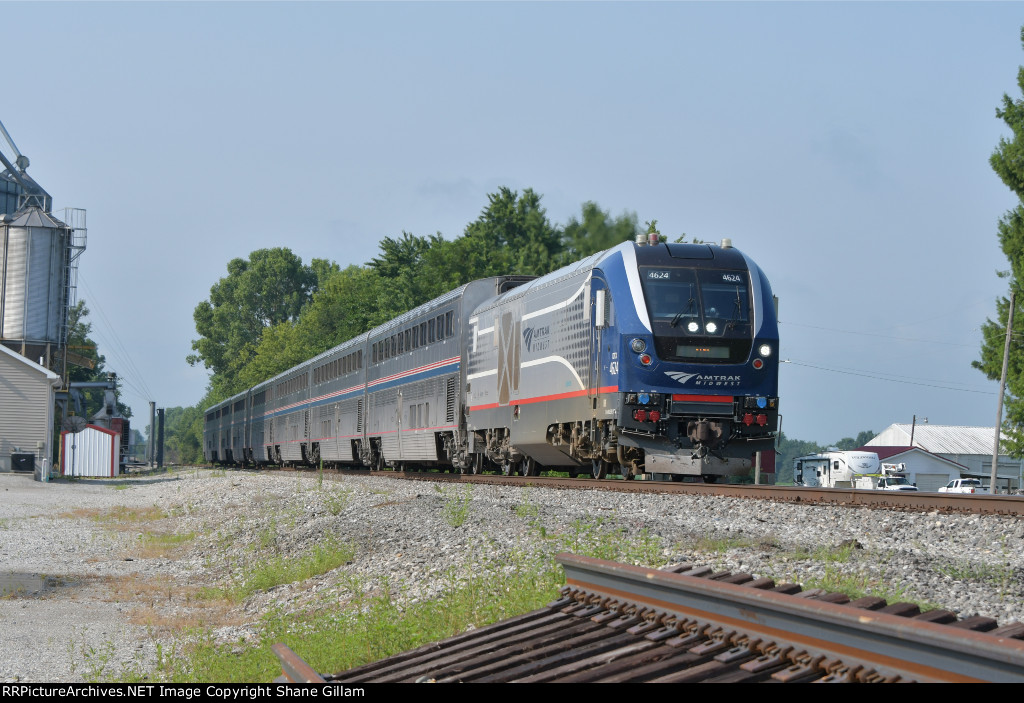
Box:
793 450 880 488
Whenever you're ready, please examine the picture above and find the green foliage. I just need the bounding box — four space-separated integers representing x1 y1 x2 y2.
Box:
209 536 355 603
559 202 639 265
436 484 473 527
187 248 324 397
773 432 823 484
64 301 132 420
833 430 877 451
976 27 1024 456
160 406 204 465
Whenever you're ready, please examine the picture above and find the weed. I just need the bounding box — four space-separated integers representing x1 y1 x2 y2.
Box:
936 558 1015 595
113 484 129 491
514 494 539 519
224 536 355 603
789 542 859 563
324 488 352 516
136 531 196 559
691 535 752 553
435 484 472 527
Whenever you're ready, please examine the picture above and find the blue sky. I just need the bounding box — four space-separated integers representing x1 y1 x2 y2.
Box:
2 1 1021 444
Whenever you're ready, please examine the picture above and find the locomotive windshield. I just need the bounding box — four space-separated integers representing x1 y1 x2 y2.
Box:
639 267 753 363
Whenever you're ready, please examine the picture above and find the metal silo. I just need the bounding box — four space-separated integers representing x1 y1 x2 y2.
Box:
0 206 71 347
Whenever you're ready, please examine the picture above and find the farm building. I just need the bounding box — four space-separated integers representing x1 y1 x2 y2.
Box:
864 424 1022 492
0 343 61 475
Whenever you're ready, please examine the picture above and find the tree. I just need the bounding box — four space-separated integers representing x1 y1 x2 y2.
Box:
64 300 131 420
834 430 877 451
461 187 563 276
976 27 1024 456
187 248 321 397
559 202 639 264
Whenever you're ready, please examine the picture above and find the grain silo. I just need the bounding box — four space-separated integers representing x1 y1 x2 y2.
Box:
0 120 86 371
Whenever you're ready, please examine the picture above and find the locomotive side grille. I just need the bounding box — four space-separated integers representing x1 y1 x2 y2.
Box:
356 399 363 434
446 377 456 423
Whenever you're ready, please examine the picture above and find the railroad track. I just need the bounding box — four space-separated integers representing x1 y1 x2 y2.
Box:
309 466 1024 516
273 553 1024 683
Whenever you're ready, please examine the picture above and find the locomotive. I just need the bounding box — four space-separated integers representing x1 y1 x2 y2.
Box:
204 236 779 481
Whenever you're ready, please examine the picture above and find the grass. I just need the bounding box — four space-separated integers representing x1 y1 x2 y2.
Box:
126 511 668 683
435 484 473 527
136 531 196 559
64 506 168 525
935 558 1015 596
788 541 860 563
323 487 352 516
203 536 356 604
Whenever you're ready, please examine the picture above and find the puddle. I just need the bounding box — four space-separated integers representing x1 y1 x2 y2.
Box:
0 572 58 597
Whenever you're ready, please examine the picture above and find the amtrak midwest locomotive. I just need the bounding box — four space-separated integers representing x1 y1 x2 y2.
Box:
204 236 779 481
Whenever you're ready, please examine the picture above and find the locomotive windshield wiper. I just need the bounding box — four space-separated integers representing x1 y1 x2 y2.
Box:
670 296 696 328
725 287 744 330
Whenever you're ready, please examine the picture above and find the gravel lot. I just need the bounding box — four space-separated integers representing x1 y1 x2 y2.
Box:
1 468 1022 683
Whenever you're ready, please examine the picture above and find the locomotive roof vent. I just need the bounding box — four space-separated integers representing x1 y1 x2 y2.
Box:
720 238 733 249
635 233 647 246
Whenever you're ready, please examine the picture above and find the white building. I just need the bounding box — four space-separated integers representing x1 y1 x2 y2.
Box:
864 424 1021 492
0 344 61 475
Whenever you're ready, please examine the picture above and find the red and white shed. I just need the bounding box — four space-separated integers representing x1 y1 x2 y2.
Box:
61 425 121 477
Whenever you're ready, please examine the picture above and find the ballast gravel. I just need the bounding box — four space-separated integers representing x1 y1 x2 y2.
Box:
0 468 1021 682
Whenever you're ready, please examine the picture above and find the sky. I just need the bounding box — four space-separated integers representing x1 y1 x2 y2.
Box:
1 1 1021 445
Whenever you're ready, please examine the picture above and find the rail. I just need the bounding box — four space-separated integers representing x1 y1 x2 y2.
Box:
273 553 1024 683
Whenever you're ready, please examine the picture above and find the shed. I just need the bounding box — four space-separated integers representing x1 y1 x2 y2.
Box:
61 424 120 477
0 343 61 474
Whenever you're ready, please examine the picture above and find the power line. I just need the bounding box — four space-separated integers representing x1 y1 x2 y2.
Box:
77 275 155 402
782 359 996 395
779 320 977 347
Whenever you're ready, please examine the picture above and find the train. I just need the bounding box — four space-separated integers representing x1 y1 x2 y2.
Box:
203 235 779 481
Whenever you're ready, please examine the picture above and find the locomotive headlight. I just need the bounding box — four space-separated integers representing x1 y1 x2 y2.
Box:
759 344 772 357
687 321 699 333
705 322 717 334
630 338 647 353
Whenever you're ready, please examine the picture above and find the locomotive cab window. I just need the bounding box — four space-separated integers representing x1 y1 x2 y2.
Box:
640 267 753 364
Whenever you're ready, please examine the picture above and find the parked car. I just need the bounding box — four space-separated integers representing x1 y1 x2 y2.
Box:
938 478 984 494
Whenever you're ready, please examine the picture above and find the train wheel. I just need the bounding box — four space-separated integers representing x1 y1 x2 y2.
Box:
522 457 538 477
375 451 385 472
591 458 608 479
501 458 516 476
471 453 483 475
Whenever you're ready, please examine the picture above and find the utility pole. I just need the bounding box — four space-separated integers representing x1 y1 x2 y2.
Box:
157 408 165 469
149 401 156 466
991 290 1015 495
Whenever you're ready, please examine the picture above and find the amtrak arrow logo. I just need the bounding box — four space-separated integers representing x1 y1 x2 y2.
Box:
665 371 699 384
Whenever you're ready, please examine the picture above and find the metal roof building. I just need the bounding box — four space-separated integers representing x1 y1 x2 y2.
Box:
866 424 1021 491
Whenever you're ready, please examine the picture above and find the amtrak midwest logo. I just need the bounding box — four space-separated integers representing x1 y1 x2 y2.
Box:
665 371 741 387
522 326 551 352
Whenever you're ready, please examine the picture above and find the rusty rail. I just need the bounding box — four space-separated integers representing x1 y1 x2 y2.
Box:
273 554 1024 683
